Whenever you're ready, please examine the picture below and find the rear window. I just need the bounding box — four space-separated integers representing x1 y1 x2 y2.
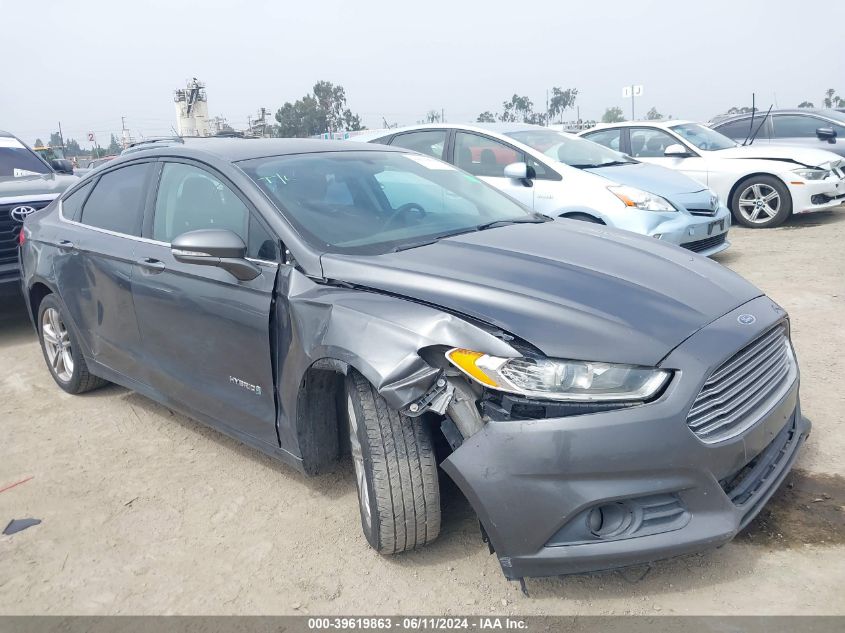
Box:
80 163 151 236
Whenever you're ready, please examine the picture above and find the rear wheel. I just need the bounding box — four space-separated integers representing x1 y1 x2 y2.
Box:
731 175 792 228
345 369 441 554
37 294 107 394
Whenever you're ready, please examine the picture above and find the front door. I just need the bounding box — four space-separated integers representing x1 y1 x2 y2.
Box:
627 126 710 187
130 160 281 446
452 131 535 208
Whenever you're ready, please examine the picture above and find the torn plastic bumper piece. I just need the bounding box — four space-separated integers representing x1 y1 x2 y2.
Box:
439 307 810 579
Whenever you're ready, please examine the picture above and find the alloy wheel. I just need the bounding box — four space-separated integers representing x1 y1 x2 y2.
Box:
41 307 74 383
738 183 781 224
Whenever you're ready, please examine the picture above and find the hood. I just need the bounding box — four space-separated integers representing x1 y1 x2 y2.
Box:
584 161 706 196
0 173 79 200
714 144 843 168
320 222 761 366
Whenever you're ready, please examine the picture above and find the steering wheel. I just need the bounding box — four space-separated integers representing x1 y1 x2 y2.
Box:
383 203 427 231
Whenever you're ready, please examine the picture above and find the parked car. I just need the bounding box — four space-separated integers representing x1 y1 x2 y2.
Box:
351 123 730 256
0 129 78 290
709 109 845 158
581 121 845 228
20 138 808 580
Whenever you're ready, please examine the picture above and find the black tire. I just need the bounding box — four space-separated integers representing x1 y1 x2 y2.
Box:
37 294 108 394
730 175 792 228
345 369 440 554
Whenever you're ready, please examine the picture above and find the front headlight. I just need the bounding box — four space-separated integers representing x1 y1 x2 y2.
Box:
446 348 671 402
608 185 677 212
792 167 831 181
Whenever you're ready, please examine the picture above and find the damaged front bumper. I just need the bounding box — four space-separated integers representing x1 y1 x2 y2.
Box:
439 298 810 579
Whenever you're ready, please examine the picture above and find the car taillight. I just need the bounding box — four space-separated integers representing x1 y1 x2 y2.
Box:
18 228 26 246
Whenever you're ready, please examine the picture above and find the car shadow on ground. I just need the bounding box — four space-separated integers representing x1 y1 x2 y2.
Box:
0 291 35 346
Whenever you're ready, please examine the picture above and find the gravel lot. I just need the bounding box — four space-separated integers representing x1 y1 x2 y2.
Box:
1 213 843 615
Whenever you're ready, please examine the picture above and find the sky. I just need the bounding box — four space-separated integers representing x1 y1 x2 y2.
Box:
3 0 844 147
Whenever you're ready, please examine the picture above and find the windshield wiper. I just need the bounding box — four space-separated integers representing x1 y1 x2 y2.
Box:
571 160 632 168
389 227 479 252
476 216 550 231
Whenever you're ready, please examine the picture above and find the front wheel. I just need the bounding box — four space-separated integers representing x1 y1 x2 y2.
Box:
37 294 107 394
345 369 441 554
730 175 792 228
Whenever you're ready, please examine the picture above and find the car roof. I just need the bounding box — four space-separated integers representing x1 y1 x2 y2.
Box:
0 130 13 138
119 137 405 162
584 120 691 132
351 121 549 139
710 108 845 124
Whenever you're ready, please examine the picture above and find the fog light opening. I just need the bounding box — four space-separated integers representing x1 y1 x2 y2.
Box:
588 502 633 538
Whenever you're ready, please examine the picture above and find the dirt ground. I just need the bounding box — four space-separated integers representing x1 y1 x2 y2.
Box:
1 212 844 615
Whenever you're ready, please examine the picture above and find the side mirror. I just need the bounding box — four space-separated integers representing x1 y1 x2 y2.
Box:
503 161 536 186
664 144 691 158
51 158 74 174
171 229 261 281
816 127 837 142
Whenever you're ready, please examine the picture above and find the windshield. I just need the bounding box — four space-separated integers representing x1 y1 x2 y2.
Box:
0 137 51 179
670 123 736 151
506 129 635 168
239 150 541 255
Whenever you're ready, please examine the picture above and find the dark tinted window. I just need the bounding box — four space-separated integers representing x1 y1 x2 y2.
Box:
714 118 753 140
389 130 447 159
80 163 150 235
772 115 845 138
0 138 51 179
248 215 279 261
61 182 93 221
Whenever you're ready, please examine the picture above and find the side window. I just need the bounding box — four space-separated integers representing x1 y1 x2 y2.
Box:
582 128 622 152
714 119 752 140
61 181 93 221
629 128 679 158
80 163 151 235
247 215 279 261
454 132 523 177
772 115 829 138
389 130 447 159
153 162 249 244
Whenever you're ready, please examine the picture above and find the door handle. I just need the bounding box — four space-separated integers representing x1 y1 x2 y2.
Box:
57 239 75 251
137 257 166 272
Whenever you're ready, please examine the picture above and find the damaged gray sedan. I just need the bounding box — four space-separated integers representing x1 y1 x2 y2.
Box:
19 138 809 581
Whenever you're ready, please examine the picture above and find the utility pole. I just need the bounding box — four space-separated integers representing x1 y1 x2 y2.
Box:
630 85 635 121
260 107 267 137
57 122 65 151
441 108 445 124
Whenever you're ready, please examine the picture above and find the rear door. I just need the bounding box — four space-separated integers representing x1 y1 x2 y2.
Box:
54 161 154 380
627 126 710 186
131 159 280 445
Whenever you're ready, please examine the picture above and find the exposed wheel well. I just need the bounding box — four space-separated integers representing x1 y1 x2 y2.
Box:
559 211 605 224
28 282 52 323
295 363 347 475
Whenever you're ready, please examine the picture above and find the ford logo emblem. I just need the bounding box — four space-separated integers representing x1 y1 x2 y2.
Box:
737 314 756 325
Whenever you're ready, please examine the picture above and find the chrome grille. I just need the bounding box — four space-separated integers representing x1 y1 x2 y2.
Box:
687 323 795 443
687 208 717 217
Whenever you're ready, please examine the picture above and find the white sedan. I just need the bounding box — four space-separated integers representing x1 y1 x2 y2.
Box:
580 120 845 228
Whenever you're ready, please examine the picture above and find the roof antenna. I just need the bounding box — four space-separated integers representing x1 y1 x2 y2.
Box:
742 93 756 146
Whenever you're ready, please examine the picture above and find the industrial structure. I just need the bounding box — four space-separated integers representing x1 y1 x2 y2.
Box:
174 78 210 137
